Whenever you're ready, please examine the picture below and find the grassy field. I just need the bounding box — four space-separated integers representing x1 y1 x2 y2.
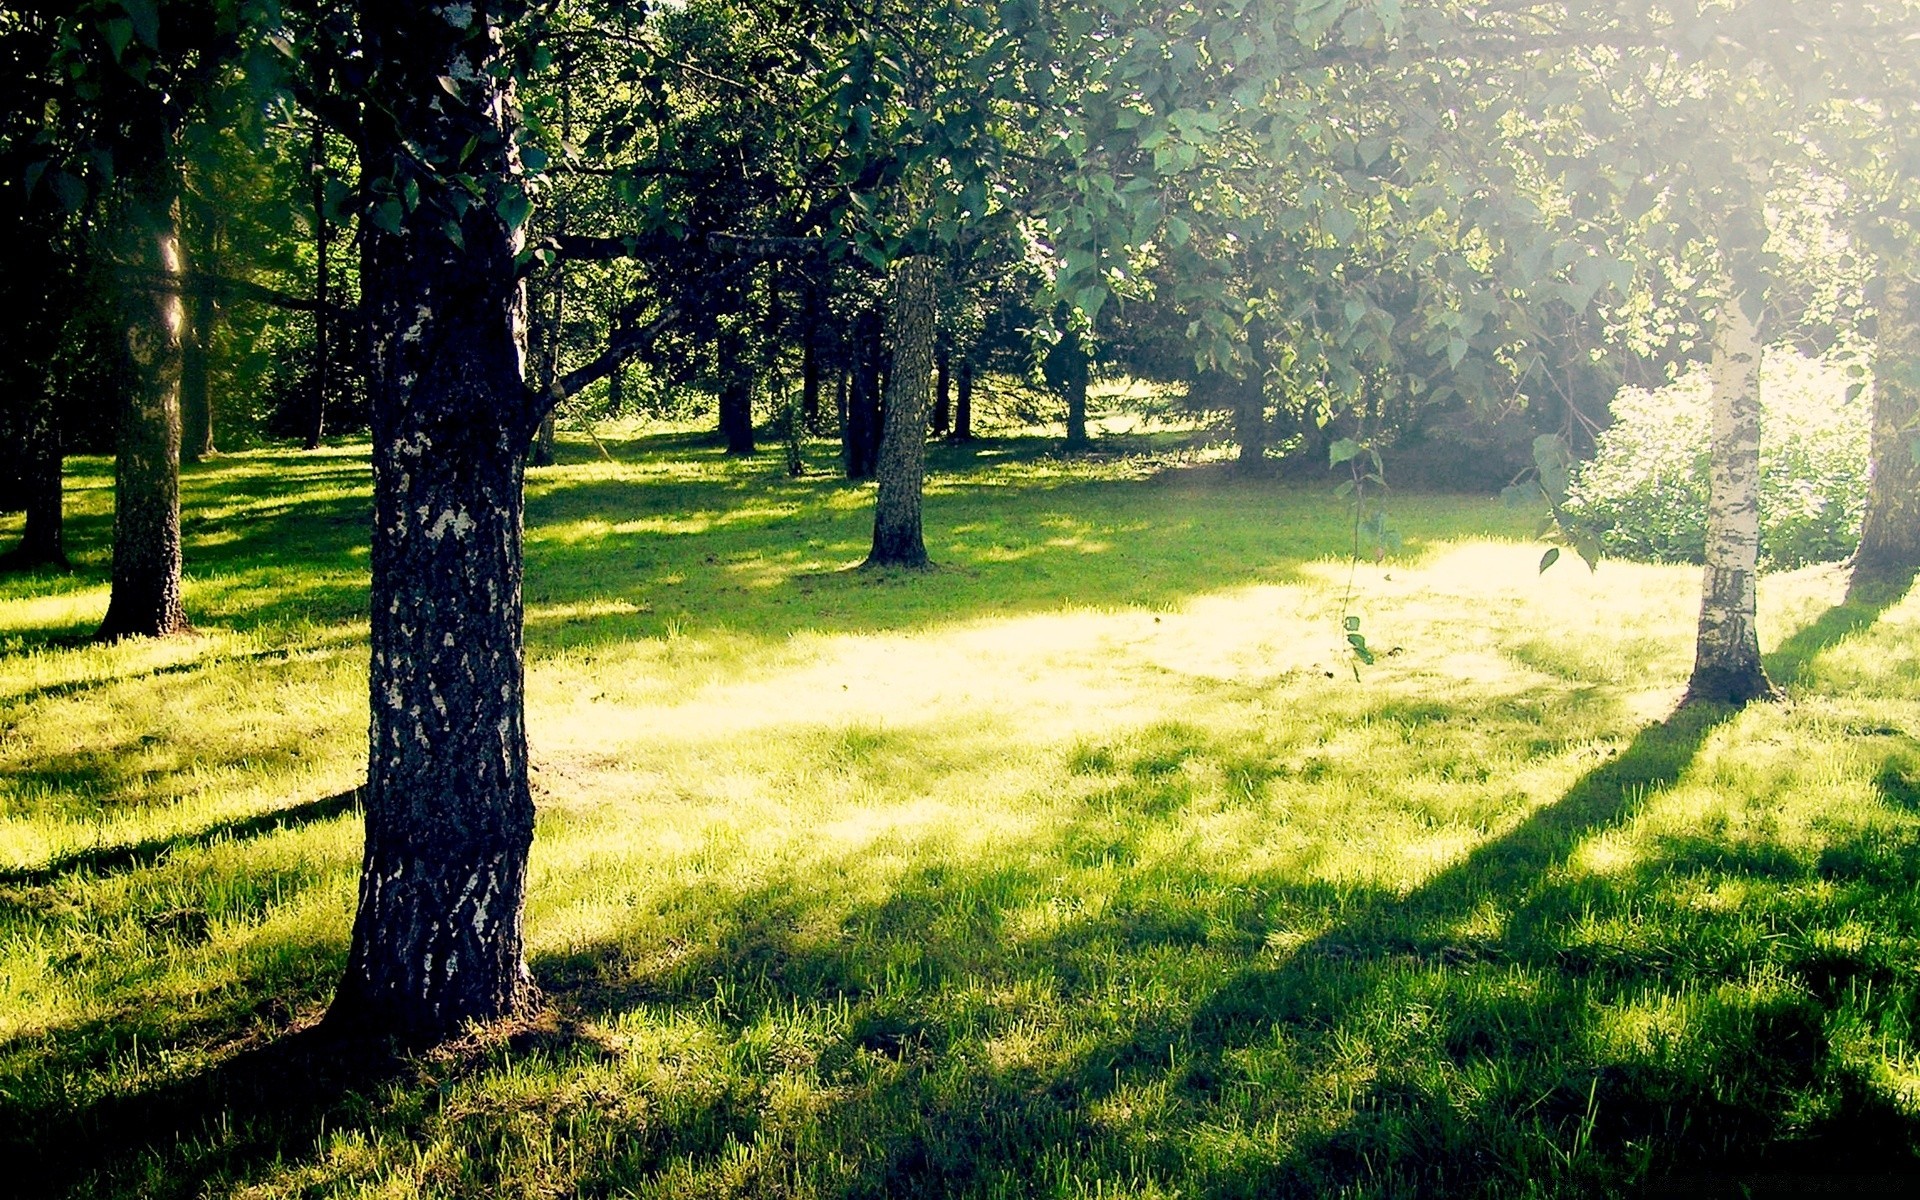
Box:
3 424 1919 1198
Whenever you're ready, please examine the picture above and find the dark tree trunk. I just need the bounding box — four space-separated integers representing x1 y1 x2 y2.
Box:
181 267 216 464
2 385 66 571
607 360 625 416
1233 317 1271 474
835 367 848 438
328 3 540 1044
1851 260 1920 595
531 411 556 466
844 308 882 479
1048 324 1090 450
97 188 191 642
307 118 330 451
800 290 821 432
932 337 951 436
718 322 756 455
954 354 973 442
866 256 937 568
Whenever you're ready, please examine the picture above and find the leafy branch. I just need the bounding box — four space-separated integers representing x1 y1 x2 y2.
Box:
1503 434 1603 573
1329 436 1399 678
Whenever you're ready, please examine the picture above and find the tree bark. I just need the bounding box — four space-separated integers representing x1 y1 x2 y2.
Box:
1851 259 1920 595
866 256 937 568
800 286 822 432
1233 318 1271 474
932 337 951 435
954 353 973 442
181 251 216 463
96 188 191 642
1056 333 1091 450
2 384 66 571
328 2 540 1043
844 308 882 479
718 320 755 455
1683 288 1778 706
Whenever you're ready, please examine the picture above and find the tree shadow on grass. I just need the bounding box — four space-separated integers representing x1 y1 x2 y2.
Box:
0 788 360 892
11 1020 417 1200
1169 587 1920 1195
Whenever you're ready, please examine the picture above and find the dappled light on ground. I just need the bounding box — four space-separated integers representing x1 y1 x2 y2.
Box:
3 432 1919 1196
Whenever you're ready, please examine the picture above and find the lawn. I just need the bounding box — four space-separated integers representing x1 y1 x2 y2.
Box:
3 426 1919 1198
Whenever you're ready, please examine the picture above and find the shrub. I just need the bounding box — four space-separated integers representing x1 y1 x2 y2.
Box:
1565 347 1871 569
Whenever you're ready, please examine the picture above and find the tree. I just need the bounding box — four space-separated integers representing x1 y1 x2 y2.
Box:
1852 251 1920 592
866 254 938 567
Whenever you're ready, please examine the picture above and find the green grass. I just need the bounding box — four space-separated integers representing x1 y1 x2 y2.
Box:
3 425 1919 1198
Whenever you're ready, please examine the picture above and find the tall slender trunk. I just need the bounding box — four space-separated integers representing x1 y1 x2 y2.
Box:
307 118 330 450
607 360 626 416
97 188 191 642
1851 259 1920 595
866 256 937 568
835 366 848 438
2 385 66 571
718 320 756 455
1233 317 1270 473
932 337 951 435
1683 288 1777 706
329 3 540 1043
800 284 822 432
845 308 882 479
1051 326 1090 450
954 354 973 442
181 222 216 463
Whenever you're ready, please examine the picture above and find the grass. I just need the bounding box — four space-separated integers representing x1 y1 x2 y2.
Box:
3 422 1919 1198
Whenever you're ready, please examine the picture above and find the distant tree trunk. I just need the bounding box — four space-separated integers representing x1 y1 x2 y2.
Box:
1684 287 1777 706
1851 260 1920 595
866 256 937 568
1233 317 1271 473
1047 318 1090 450
844 308 882 479
800 290 821 431
328 4 540 1044
718 321 756 455
607 360 625 416
932 337 951 435
306 118 330 451
181 270 216 463
2 385 66 571
97 187 191 642
835 366 848 438
528 267 560 468
953 353 973 442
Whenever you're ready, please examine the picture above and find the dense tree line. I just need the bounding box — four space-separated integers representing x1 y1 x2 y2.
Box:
2 0 1917 1040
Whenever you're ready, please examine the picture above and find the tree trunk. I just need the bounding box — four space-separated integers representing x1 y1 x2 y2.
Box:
1851 259 1920 595
181 269 216 463
531 411 556 466
845 308 882 479
1233 318 1271 473
307 118 330 451
607 360 626 416
932 337 951 435
1683 289 1777 706
954 354 973 442
328 3 540 1044
834 367 848 440
97 189 191 642
866 256 937 569
2 384 66 571
718 321 755 455
800 294 821 432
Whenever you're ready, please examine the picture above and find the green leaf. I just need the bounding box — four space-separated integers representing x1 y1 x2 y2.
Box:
369 200 403 234
120 0 159 50
494 190 531 231
104 18 134 61
1539 547 1560 573
1328 437 1361 467
1343 616 1361 632
1333 478 1356 498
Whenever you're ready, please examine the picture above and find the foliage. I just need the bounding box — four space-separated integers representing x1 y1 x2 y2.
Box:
1566 348 1873 570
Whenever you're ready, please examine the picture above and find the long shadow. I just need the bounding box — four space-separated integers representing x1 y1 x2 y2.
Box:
0 788 361 891
1172 590 1920 1191
12 1021 415 1200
